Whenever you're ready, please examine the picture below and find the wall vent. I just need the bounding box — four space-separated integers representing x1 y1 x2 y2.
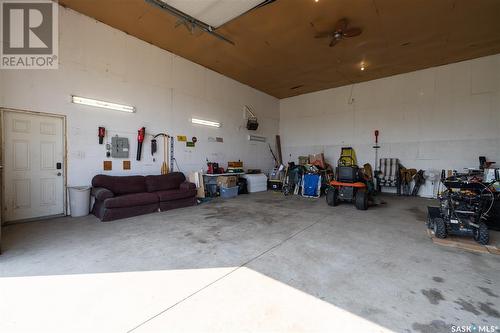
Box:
248 135 266 142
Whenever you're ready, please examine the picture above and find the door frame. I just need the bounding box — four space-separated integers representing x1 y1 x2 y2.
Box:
0 107 68 225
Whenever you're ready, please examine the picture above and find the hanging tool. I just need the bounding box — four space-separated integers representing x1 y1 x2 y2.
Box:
151 138 157 155
162 135 169 174
136 127 146 161
153 133 169 174
98 127 105 144
170 136 175 171
373 130 380 172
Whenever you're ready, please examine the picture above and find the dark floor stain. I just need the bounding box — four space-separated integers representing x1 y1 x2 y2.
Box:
407 206 427 222
197 239 208 244
454 298 481 315
421 288 445 305
478 286 499 298
479 302 500 318
184 232 193 237
203 206 280 225
432 276 444 283
412 320 449 333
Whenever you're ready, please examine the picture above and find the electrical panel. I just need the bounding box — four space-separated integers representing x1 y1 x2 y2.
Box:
111 136 129 158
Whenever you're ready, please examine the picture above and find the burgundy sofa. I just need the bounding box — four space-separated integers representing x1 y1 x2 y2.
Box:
91 172 197 221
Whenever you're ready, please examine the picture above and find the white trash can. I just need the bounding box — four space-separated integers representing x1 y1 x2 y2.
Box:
68 186 91 217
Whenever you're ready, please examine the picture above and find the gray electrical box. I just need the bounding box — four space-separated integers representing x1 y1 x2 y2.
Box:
111 136 129 158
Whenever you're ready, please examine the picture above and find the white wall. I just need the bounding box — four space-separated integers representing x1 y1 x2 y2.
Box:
0 6 279 187
280 54 500 197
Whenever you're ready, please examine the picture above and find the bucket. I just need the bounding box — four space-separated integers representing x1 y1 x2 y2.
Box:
68 186 91 217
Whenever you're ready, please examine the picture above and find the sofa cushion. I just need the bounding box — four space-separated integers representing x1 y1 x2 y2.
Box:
145 173 186 192
92 187 115 201
156 189 197 202
104 192 158 209
92 175 147 195
180 181 196 191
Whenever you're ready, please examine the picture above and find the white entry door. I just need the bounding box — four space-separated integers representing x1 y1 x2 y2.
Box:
3 111 65 222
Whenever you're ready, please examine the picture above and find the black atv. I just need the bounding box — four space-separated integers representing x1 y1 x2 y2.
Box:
427 176 495 245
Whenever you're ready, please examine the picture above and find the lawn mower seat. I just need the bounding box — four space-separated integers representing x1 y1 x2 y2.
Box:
377 158 401 195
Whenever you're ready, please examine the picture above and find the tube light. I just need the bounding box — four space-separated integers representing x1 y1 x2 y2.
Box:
71 95 136 113
191 118 221 128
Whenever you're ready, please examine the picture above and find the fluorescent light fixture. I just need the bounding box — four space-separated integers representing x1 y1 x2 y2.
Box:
71 96 136 113
191 118 221 128
248 135 266 142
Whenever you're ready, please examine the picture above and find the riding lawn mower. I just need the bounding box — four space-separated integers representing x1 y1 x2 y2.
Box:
326 147 371 210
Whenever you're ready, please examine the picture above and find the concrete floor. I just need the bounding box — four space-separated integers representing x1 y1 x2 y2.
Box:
0 192 499 333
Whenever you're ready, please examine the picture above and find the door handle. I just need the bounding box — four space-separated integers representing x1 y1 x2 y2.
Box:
57 172 62 176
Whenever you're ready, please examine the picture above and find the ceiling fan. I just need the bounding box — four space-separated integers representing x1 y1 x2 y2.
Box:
315 18 362 47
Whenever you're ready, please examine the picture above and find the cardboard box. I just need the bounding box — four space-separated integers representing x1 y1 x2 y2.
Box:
217 176 238 188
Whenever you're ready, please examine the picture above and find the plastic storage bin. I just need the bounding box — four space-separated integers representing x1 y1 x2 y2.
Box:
68 186 91 217
241 174 267 193
220 186 238 199
207 184 218 197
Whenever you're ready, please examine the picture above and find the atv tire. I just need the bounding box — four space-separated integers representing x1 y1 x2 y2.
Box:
473 222 489 245
433 218 447 239
355 189 368 210
326 188 338 206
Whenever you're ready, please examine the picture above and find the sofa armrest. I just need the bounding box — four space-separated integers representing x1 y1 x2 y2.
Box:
91 187 114 201
179 181 196 191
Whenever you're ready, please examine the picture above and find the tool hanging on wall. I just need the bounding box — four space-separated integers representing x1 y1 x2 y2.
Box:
153 133 169 174
373 130 380 171
151 138 157 156
136 127 146 161
170 136 175 172
163 135 169 174
98 127 105 144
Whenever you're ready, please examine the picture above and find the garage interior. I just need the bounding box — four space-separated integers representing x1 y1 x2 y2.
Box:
0 1 499 332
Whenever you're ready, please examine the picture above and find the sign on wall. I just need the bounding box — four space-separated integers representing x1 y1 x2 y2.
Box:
1 0 58 69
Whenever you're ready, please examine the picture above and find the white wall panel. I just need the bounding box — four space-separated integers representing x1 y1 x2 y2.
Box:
280 54 500 197
0 6 279 188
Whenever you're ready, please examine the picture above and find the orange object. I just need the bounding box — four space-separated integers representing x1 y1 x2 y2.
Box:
329 180 366 188
103 161 112 171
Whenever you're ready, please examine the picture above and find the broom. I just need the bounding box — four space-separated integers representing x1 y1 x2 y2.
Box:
161 135 169 174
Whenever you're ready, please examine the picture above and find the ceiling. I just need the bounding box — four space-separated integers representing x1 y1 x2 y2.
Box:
160 0 265 28
59 0 500 99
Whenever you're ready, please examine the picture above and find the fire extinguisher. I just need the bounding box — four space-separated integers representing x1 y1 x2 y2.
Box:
137 127 146 161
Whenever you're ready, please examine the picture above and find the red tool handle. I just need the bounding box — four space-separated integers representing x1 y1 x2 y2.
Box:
98 127 105 144
137 127 146 160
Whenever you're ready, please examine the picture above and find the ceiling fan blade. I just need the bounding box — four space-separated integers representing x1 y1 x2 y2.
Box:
335 18 348 32
315 32 332 38
329 38 339 47
343 27 362 38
